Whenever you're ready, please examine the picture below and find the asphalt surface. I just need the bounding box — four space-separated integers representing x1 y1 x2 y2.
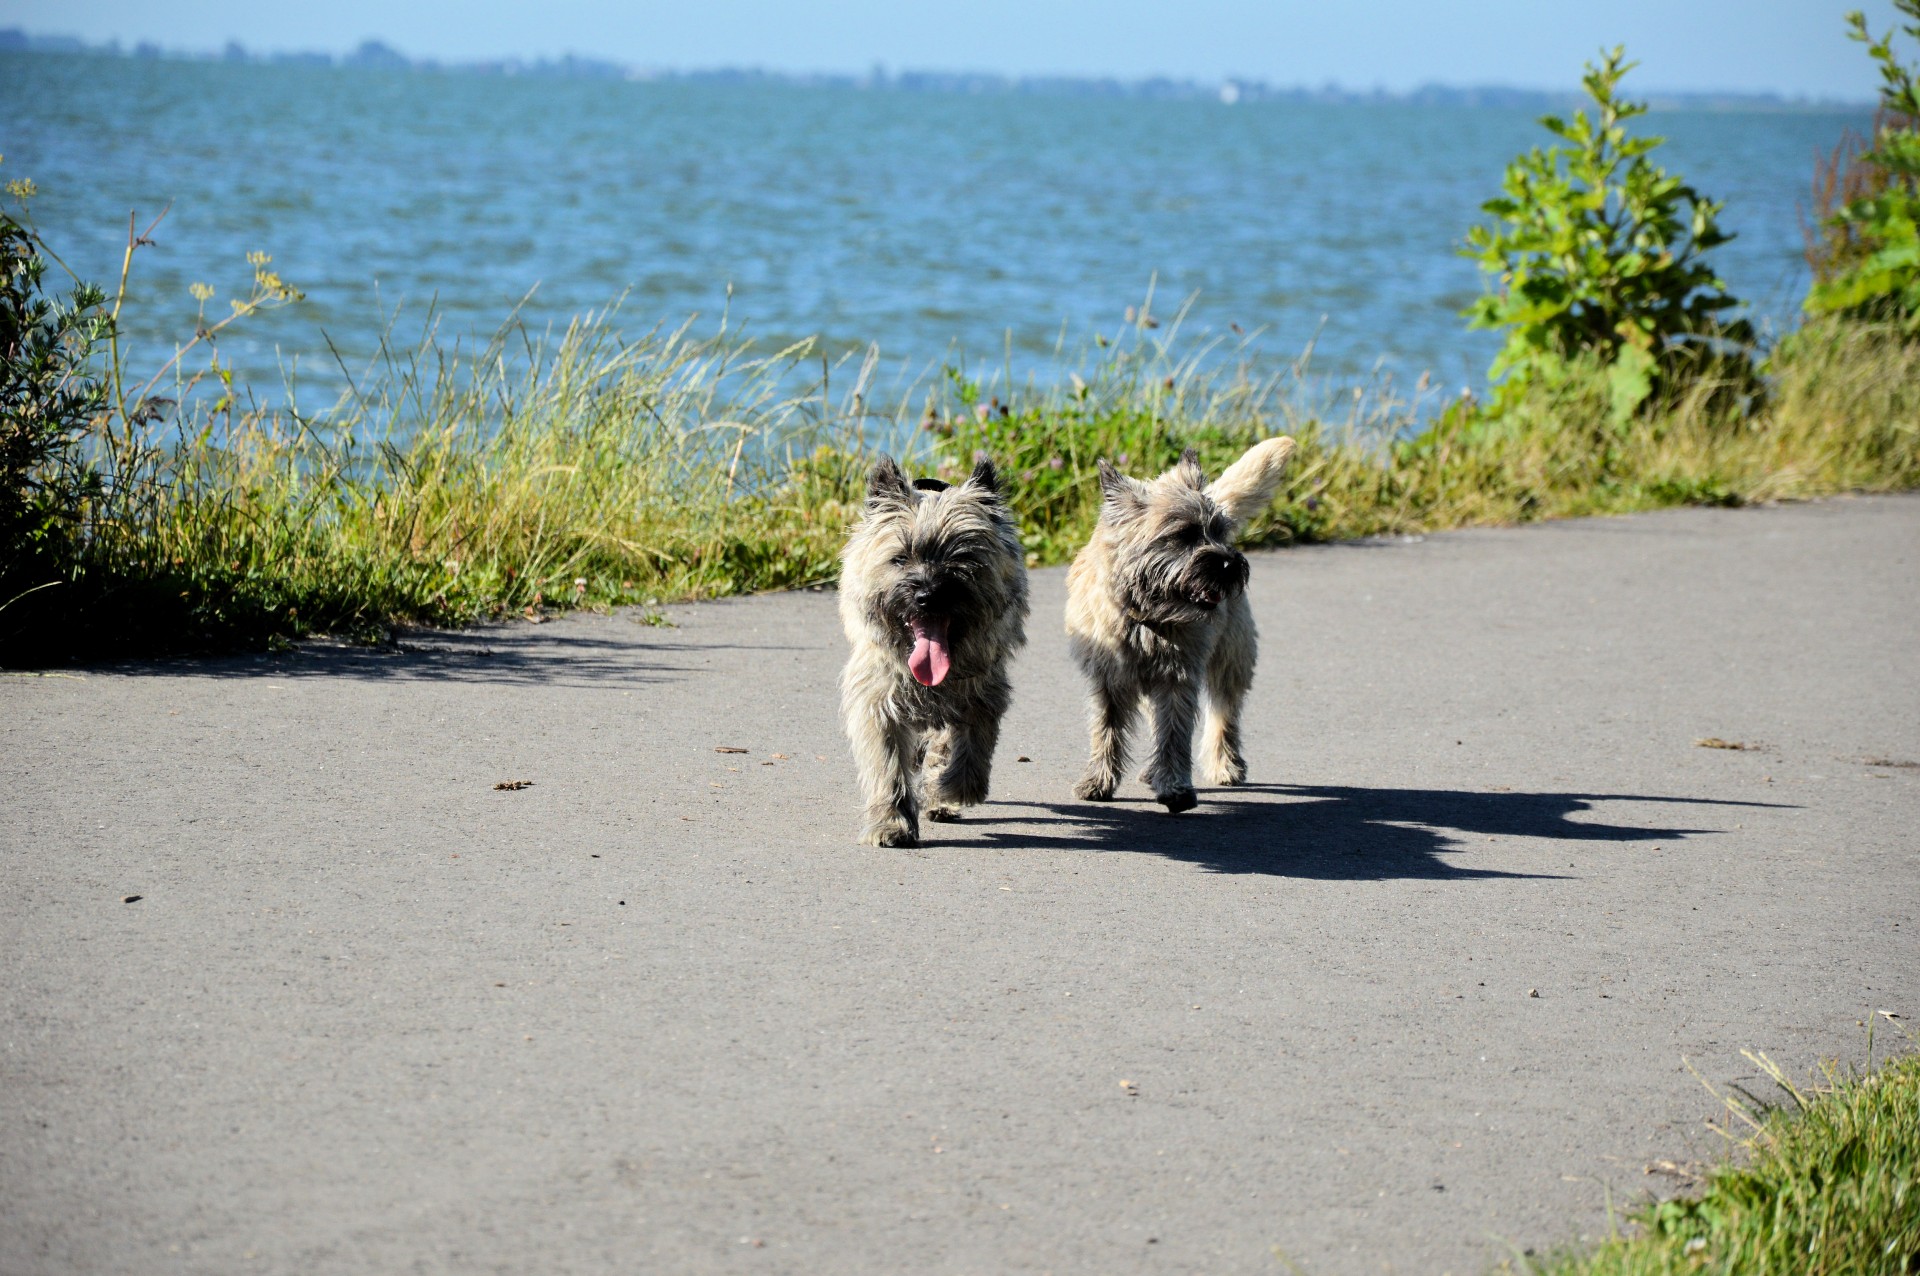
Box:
4 495 1917 1275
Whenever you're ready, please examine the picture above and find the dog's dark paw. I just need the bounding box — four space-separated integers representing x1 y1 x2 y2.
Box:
1074 778 1116 801
925 805 963 823
1157 788 1198 814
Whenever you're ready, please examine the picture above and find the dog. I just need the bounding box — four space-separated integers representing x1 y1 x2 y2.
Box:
840 455 1029 846
1065 436 1296 812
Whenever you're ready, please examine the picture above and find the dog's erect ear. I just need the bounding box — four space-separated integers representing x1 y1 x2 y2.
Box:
964 456 1002 498
1205 435 1297 523
866 455 915 509
1097 458 1147 520
1173 446 1207 491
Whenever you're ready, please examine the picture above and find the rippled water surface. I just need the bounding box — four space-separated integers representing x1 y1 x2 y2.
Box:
2 52 1868 405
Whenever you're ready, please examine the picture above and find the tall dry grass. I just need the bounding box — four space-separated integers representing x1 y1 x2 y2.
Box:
11 305 887 658
932 314 1920 553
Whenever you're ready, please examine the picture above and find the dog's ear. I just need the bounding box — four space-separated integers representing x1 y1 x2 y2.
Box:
865 455 915 509
1097 458 1147 520
963 456 1001 499
1173 446 1207 491
1205 435 1296 523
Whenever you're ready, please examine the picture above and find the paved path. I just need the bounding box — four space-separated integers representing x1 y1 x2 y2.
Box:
4 496 1918 1275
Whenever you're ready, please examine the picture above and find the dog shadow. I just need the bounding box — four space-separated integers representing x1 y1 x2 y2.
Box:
957 782 1793 880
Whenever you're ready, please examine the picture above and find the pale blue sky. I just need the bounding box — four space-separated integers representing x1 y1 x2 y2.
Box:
0 0 1900 98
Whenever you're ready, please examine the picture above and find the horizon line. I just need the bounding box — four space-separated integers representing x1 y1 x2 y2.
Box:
0 27 1876 109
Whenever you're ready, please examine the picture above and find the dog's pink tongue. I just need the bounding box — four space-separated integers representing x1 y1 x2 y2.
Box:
908 616 951 687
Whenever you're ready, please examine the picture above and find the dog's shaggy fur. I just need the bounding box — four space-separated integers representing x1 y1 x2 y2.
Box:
1065 437 1296 811
839 456 1029 846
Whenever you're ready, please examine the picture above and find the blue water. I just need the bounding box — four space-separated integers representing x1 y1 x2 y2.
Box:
1 51 1869 408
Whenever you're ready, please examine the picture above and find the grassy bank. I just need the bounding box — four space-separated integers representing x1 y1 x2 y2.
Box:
3 309 878 659
1509 1043 1920 1275
3 301 1916 665
940 316 1920 562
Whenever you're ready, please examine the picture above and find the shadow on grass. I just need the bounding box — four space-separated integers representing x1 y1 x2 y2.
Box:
955 782 1791 880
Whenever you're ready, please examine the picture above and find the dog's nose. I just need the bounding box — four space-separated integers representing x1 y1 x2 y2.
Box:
1207 550 1249 587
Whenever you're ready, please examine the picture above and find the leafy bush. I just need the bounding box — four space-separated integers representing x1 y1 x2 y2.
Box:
0 173 109 625
1806 1 1920 328
1463 49 1750 423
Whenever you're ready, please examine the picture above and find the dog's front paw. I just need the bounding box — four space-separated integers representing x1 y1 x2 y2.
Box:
1074 776 1116 801
862 817 919 848
1156 787 1198 814
925 805 963 823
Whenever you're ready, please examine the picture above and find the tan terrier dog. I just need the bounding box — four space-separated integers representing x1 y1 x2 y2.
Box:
1065 437 1296 811
839 456 1029 846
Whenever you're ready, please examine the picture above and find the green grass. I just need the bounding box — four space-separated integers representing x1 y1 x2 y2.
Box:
1 306 878 659
1505 1041 1920 1276
3 300 1918 665
942 315 1920 561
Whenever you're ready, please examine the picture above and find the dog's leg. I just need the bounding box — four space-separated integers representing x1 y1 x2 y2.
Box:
1074 675 1137 801
920 725 950 808
925 683 1006 821
1202 597 1257 786
921 725 962 822
846 688 921 847
1143 681 1200 812
1135 697 1159 786
861 718 921 846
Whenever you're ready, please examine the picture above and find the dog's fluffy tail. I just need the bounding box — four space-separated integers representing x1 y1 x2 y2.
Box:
1206 436 1297 526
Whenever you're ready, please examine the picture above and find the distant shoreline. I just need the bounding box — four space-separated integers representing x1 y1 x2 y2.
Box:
0 29 1869 112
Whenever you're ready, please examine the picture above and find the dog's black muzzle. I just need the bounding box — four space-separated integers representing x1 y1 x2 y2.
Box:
891 571 968 628
1185 549 1248 609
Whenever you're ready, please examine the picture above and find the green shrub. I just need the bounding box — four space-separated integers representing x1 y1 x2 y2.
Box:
1806 2 1920 328
1463 49 1750 423
0 173 109 628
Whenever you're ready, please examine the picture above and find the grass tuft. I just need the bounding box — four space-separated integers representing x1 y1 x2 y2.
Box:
1506 1041 1920 1276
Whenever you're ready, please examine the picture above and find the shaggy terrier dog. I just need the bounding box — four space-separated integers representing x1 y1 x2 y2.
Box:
840 456 1029 846
1065 437 1296 812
